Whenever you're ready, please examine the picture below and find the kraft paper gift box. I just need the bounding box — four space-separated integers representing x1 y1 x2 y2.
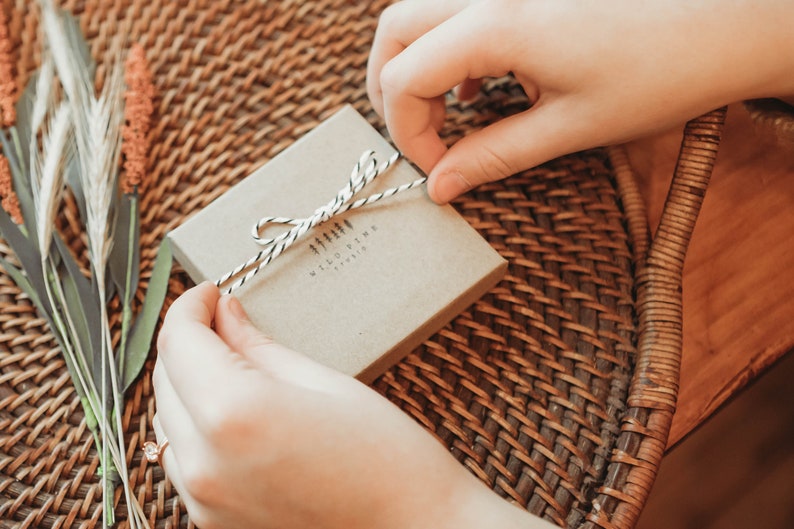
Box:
168 105 507 383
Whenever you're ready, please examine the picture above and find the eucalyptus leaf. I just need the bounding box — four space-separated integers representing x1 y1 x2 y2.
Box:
105 272 116 302
53 234 101 376
121 241 172 392
0 206 50 314
0 255 88 405
59 262 93 374
0 131 21 175
0 255 50 322
109 194 140 304
0 129 38 239
13 173 37 241
87 274 113 391
13 74 37 173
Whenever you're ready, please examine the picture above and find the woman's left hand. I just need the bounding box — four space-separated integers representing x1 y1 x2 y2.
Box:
152 282 543 529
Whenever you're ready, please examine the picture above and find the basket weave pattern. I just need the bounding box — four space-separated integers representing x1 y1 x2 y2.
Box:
0 1 724 528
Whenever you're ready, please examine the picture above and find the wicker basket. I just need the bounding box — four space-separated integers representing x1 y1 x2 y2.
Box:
0 2 726 528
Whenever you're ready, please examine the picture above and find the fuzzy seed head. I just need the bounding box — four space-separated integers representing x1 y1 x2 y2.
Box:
121 43 154 194
0 155 21 223
0 7 17 128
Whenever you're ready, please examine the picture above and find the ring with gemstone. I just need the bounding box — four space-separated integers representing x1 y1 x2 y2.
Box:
142 438 170 465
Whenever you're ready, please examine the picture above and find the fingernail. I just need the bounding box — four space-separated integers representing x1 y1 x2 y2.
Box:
195 281 221 297
431 169 472 204
225 295 249 322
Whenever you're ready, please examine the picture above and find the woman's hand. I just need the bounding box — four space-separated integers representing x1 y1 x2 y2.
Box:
367 0 794 204
152 282 551 529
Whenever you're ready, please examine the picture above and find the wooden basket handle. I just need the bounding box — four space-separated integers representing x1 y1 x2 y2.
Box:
588 107 728 529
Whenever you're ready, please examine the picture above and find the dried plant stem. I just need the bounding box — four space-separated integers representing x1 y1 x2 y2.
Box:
99 274 147 529
44 255 134 527
41 266 124 508
100 301 110 528
21 5 160 527
43 5 135 522
46 262 124 513
100 295 120 527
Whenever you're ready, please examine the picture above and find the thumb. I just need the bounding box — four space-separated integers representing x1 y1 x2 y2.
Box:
427 102 586 203
213 294 275 355
213 294 349 389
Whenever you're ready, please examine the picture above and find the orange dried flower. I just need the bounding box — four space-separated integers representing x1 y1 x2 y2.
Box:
121 43 155 194
0 155 22 223
0 7 16 128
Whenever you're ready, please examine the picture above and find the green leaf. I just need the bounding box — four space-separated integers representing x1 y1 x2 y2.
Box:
53 234 101 378
0 256 88 405
12 165 38 240
112 195 140 394
13 74 37 172
0 130 20 174
0 205 50 313
53 235 97 327
109 194 140 304
0 255 50 322
81 396 98 431
0 129 37 237
59 263 93 374
121 241 172 392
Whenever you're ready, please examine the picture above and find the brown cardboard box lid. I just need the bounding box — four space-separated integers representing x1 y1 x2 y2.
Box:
169 106 506 382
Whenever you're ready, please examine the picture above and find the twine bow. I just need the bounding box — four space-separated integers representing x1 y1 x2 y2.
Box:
215 150 426 294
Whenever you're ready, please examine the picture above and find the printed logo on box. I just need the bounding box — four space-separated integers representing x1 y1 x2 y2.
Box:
307 219 379 276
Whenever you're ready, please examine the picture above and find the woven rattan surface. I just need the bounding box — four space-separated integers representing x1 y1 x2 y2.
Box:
0 1 725 528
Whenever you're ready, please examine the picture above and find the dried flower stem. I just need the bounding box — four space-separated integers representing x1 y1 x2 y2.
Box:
0 4 164 527
36 248 129 511
118 42 154 388
43 262 132 525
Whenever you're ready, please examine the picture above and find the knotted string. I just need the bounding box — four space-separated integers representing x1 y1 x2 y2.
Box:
215 150 426 294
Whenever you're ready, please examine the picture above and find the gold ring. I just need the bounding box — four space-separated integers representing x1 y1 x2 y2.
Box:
142 438 170 465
